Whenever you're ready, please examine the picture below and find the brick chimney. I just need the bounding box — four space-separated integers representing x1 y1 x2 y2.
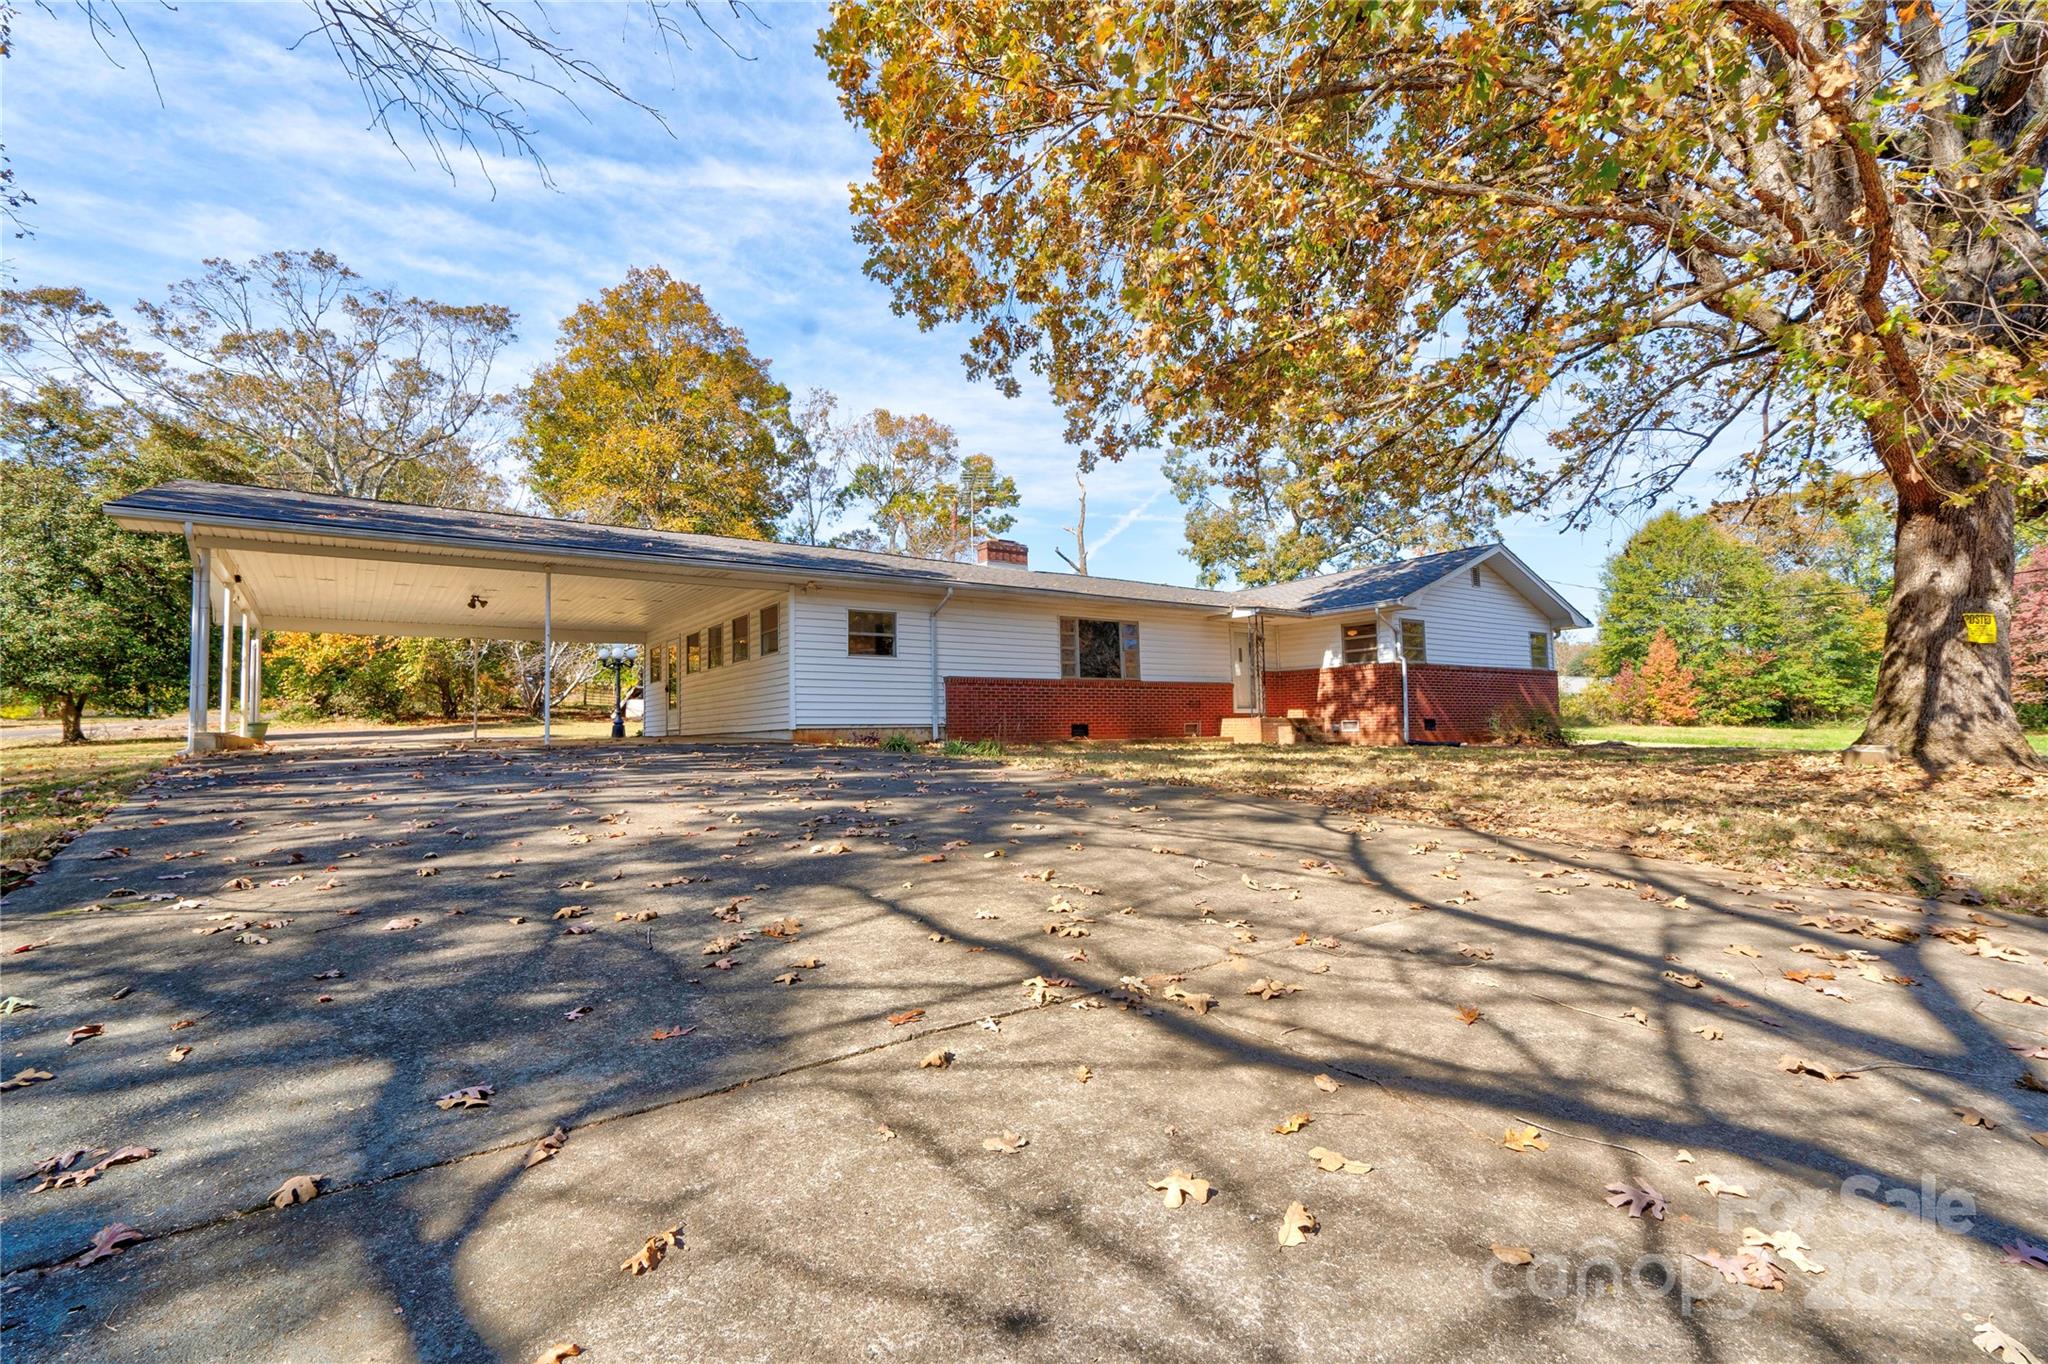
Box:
976 538 1029 568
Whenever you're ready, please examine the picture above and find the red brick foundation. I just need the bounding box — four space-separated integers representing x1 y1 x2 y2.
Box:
1263 663 1559 744
944 677 1237 742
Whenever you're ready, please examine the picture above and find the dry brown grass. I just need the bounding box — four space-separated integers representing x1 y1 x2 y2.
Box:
995 740 2048 912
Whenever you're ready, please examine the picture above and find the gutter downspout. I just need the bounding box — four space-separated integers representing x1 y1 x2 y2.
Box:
928 586 955 740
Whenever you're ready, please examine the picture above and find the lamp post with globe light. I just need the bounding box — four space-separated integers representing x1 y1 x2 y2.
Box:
597 644 636 739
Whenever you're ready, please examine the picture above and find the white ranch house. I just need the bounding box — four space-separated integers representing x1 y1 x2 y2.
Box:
104 482 1589 750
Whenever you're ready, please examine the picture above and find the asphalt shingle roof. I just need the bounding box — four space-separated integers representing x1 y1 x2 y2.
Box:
103 480 1513 617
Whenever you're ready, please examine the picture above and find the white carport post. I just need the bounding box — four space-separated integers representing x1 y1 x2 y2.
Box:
186 542 211 754
237 611 255 735
542 568 553 746
218 583 232 732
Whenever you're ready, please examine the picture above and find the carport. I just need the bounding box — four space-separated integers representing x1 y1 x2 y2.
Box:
103 481 823 754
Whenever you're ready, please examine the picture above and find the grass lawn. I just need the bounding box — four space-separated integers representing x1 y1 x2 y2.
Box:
1568 721 2048 753
989 739 2048 912
0 736 187 888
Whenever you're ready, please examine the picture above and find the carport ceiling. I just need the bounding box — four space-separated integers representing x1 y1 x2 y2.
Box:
203 534 769 644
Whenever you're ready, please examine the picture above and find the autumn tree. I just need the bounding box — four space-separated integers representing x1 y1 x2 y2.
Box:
1610 630 1702 726
1166 438 1492 587
822 1 2047 767
0 384 194 740
2015 547 2048 722
520 267 801 538
785 387 859 545
840 409 1020 558
3 251 514 506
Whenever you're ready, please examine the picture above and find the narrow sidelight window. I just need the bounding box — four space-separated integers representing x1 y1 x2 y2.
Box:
731 613 749 663
686 633 701 674
707 623 723 669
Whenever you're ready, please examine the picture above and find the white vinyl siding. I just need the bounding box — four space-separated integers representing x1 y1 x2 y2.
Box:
642 587 791 738
1262 559 1556 670
793 588 933 728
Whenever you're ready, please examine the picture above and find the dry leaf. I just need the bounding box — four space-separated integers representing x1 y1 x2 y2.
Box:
66 1024 104 1045
435 1085 494 1110
622 1225 683 1276
1956 1107 1998 1130
1491 1244 1534 1266
1743 1226 1824 1274
1273 1111 1313 1134
981 1131 1029 1154
1661 971 1702 989
1307 1146 1372 1174
1973 1323 2041 1364
1277 1201 1319 1247
1693 1026 1724 1041
270 1174 320 1207
1244 978 1301 1000
3 1067 54 1091
1604 1181 1666 1219
650 1025 695 1041
919 1049 951 1069
65 1222 143 1269
1313 1074 1341 1094
1691 1247 1785 1291
1502 1126 1548 1153
1454 1006 1482 1026
1696 1173 1750 1198
1778 1055 1856 1082
167 1045 191 1063
524 1127 568 1169
887 1008 926 1026
1149 1170 1213 1208
1074 1065 1092 1084
534 1346 583 1364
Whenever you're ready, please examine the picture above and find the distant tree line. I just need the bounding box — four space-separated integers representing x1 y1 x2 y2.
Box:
0 252 1023 740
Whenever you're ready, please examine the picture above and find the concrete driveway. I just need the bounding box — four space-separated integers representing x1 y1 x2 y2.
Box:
2 742 2044 1363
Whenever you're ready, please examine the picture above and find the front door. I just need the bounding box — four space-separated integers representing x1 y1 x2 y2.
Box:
1231 625 1257 712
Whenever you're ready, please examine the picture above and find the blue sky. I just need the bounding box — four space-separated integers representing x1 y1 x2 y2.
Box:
3 1 1686 627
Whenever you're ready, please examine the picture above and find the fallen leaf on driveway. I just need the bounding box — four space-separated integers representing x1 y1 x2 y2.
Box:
1502 1126 1548 1153
1742 1226 1824 1273
1491 1244 1534 1266
167 1045 191 1063
1999 1242 2048 1270
1604 1182 1666 1219
1778 1055 1856 1082
1277 1202 1319 1246
622 1225 683 1276
436 1086 494 1110
1162 984 1214 1014
1 1068 53 1091
1074 1065 1092 1084
533 1346 582 1364
1455 943 1493 961
1313 1074 1341 1093
1307 1146 1372 1174
66 1024 104 1045
524 1127 568 1169
1973 1322 2041 1364
1661 971 1702 989
65 1222 143 1269
270 1175 320 1207
1696 1174 1750 1198
650 1026 695 1041
981 1131 1029 1154
1725 944 1760 958
919 1049 952 1069
1957 1107 1998 1130
1693 1026 1725 1041
1272 1111 1312 1134
382 917 421 932
29 1145 155 1194
1148 1171 1213 1207
1987 987 2048 1007
1621 1006 1650 1026
1691 1248 1784 1290
887 1009 925 1027
761 917 802 938
1245 979 1301 1000
1454 1006 1482 1026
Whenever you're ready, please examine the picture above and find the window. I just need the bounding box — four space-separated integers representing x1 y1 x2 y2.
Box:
1399 618 1427 663
686 632 701 674
730 613 749 663
848 611 896 657
1059 618 1140 679
664 644 678 705
1341 621 1378 666
1529 631 1551 669
760 604 780 655
707 623 724 669
649 646 663 686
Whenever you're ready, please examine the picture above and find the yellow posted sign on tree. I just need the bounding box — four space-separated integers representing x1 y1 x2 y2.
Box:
1963 613 1997 645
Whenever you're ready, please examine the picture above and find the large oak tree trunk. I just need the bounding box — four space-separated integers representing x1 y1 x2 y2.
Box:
1856 481 2036 768
56 695 86 745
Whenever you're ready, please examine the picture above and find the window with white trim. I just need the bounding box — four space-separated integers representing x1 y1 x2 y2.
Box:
731 613 749 663
1060 618 1139 678
760 604 780 655
1341 621 1377 666
848 611 896 657
1399 618 1427 663
706 623 724 668
685 633 701 674
1529 631 1551 669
